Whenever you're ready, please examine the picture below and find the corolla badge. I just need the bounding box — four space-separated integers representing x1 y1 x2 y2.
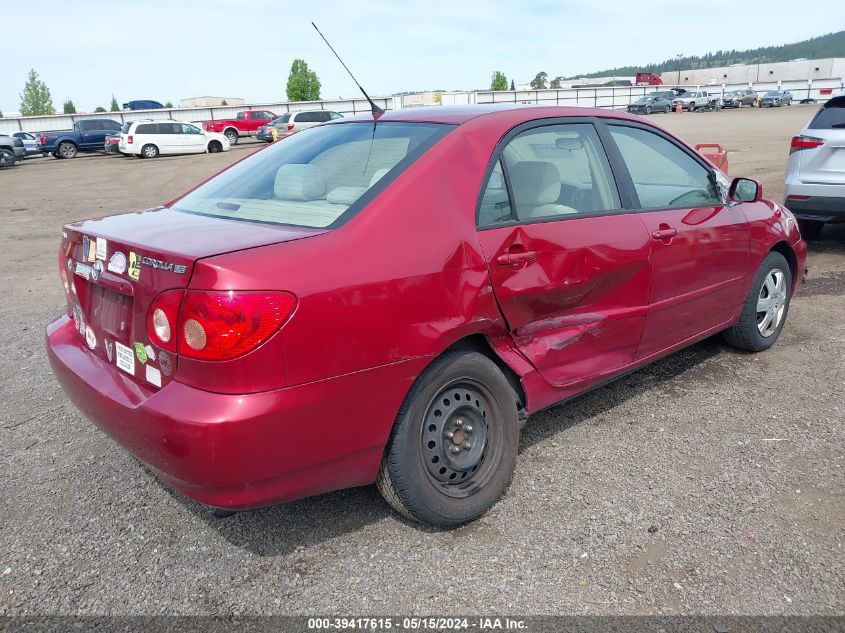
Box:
141 256 187 274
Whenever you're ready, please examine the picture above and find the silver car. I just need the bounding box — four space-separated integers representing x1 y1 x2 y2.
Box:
672 90 713 112
256 110 343 142
783 95 845 238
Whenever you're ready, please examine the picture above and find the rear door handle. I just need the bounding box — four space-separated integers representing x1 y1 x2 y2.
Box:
496 251 537 266
651 228 678 240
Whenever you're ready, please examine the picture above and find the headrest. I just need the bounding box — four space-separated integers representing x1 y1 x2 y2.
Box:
508 161 561 207
369 168 390 188
275 164 327 201
326 186 366 206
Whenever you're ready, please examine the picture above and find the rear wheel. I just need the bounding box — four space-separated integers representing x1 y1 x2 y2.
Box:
645 106 652 115
376 350 519 527
664 105 671 113
798 219 824 240
141 144 159 159
58 142 77 159
723 252 792 352
224 129 238 145
688 102 695 112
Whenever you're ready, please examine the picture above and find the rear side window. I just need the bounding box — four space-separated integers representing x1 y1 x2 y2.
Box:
500 123 620 221
809 101 845 129
174 122 454 228
296 112 319 123
608 125 721 209
157 123 180 134
135 123 156 134
478 160 513 226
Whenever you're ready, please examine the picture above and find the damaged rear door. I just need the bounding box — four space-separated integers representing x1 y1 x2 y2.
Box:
475 120 651 388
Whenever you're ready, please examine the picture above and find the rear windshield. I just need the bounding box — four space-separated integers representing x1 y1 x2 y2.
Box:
271 114 291 124
121 122 133 133
173 122 453 228
809 100 845 129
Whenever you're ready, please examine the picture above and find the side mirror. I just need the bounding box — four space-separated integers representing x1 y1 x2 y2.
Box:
729 177 762 203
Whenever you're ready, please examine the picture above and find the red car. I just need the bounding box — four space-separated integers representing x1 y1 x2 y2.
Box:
46 106 807 527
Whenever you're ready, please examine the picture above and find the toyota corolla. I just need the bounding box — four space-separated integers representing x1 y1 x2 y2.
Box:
46 105 807 527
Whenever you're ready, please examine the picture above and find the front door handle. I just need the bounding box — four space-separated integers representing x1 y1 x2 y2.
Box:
651 227 678 240
497 250 537 267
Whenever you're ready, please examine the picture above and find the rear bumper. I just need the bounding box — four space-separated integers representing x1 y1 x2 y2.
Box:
784 195 845 222
46 315 421 510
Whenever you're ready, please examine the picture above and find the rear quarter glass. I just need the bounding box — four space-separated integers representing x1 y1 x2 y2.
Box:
172 122 455 229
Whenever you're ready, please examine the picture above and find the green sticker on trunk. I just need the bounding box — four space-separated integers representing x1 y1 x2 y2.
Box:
134 342 148 364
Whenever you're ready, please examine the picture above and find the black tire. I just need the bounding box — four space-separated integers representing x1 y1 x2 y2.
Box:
645 106 652 115
58 142 77 159
224 129 238 146
0 149 16 168
688 102 695 112
376 350 520 527
723 252 792 352
664 105 671 113
798 219 824 240
207 140 222 153
141 144 159 159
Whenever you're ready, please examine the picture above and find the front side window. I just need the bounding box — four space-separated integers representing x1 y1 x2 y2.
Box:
500 123 620 220
608 125 721 209
182 123 201 134
174 122 454 228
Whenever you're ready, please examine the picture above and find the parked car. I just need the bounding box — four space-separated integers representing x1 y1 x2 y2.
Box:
46 105 807 527
37 119 123 158
0 133 25 166
202 110 276 145
123 100 164 111
672 90 712 112
760 91 792 107
104 133 121 154
119 120 229 158
626 94 673 115
13 131 41 156
256 110 344 142
721 89 756 108
784 94 845 238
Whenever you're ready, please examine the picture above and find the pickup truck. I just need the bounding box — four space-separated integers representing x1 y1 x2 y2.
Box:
37 119 123 158
202 110 276 145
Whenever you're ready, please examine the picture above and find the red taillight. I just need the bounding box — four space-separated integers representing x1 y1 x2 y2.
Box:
790 135 824 154
287 123 294 131
40 135 46 145
180 291 296 360
146 290 183 352
148 290 296 361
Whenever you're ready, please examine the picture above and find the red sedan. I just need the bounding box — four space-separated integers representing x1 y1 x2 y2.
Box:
46 106 807 527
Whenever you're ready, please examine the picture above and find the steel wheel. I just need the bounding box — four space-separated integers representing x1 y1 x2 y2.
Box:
224 130 238 145
420 379 502 498
756 268 787 337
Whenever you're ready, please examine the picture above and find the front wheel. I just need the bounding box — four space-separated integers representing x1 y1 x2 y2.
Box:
688 102 695 112
645 106 652 115
207 140 222 153
0 149 16 168
377 350 520 527
723 252 792 352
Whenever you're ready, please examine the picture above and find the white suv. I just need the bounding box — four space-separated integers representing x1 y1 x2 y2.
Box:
784 95 845 238
119 120 230 158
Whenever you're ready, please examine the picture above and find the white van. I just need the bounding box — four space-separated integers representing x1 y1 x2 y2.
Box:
119 120 230 158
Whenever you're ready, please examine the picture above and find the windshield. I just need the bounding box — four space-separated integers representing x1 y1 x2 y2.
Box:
174 121 454 228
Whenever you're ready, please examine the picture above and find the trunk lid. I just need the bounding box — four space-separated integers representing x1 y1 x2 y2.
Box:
62 207 325 390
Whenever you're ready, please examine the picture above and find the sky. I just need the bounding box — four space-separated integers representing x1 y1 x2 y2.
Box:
1 0 842 114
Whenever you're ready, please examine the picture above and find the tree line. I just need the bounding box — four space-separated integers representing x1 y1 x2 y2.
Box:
4 60 323 118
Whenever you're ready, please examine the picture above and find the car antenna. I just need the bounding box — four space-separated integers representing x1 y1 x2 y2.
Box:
312 22 384 118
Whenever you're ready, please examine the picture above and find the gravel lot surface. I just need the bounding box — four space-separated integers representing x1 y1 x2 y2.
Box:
1 106 843 616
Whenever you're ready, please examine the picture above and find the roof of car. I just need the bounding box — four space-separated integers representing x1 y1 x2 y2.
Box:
341 104 640 125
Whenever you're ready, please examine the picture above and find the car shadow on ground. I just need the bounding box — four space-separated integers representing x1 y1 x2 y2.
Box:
165 335 729 552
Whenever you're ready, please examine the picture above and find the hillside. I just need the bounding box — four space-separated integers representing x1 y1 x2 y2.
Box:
567 30 845 79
